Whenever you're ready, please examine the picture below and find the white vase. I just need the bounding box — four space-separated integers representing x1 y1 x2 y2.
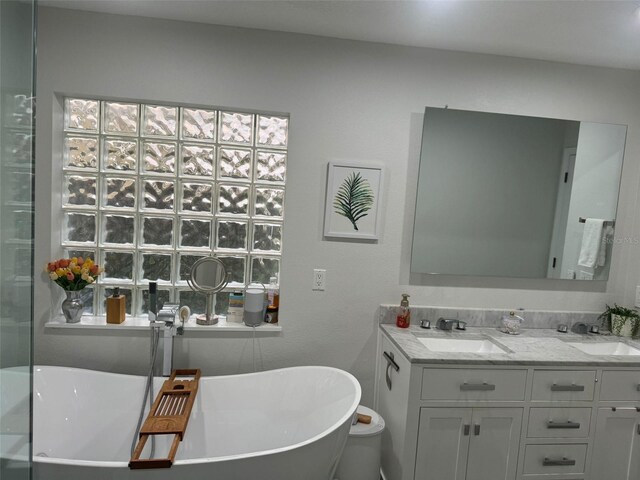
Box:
611 314 634 337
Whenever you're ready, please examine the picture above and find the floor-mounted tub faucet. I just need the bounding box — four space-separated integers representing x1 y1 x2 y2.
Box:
157 304 182 376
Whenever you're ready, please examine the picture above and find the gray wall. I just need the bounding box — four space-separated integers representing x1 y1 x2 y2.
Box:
412 108 569 277
34 7 640 405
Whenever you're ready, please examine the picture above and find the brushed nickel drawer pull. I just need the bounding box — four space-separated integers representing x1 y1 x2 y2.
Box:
551 383 585 392
383 351 399 390
460 382 496 391
547 420 581 429
463 424 470 436
543 457 576 467
474 424 481 436
383 351 399 372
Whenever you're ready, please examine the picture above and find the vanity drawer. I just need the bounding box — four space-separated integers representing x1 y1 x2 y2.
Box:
421 368 526 401
523 444 587 475
531 370 596 401
599 370 640 401
527 408 591 438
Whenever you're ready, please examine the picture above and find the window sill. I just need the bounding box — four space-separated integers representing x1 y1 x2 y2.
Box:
45 315 282 334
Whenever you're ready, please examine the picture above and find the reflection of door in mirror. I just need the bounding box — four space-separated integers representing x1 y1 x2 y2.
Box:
547 147 576 279
559 122 626 280
411 108 626 281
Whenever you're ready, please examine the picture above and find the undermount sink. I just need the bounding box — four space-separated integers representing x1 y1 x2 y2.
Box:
417 337 507 354
566 341 640 356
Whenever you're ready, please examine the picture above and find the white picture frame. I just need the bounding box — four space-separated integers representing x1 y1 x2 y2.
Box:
323 162 384 240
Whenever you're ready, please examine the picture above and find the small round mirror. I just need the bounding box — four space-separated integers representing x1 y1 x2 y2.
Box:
188 257 228 293
187 257 229 325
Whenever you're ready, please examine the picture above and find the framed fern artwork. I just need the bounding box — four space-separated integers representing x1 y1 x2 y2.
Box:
323 162 384 240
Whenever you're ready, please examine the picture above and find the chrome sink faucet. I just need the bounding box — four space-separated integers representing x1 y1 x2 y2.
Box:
571 322 600 334
436 318 467 331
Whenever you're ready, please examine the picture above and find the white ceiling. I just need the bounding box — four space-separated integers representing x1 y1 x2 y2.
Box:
40 0 640 70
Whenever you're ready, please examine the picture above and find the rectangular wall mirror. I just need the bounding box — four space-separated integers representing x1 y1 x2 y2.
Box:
411 107 627 281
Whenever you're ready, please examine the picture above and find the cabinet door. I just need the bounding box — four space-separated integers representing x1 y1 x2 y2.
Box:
465 408 522 480
590 408 640 480
415 408 472 480
377 335 410 480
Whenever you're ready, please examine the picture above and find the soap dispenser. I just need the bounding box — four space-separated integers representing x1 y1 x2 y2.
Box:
106 287 126 324
396 294 411 329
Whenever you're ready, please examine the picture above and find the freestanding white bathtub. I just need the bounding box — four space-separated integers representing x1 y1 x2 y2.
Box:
32 365 361 480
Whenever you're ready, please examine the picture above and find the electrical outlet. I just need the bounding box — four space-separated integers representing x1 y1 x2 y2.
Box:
635 285 640 308
313 269 326 291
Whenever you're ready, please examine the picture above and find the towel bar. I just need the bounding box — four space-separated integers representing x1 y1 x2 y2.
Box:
578 217 615 227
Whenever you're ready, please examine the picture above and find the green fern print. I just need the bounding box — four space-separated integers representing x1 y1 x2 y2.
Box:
333 172 374 231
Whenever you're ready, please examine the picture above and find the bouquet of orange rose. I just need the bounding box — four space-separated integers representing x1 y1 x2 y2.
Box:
46 257 103 291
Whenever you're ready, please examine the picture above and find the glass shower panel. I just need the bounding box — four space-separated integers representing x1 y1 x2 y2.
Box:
0 1 35 479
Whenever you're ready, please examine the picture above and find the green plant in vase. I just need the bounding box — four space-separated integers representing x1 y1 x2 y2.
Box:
598 304 640 338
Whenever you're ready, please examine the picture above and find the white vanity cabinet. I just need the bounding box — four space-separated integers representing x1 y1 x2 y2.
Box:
376 329 640 480
376 332 526 480
376 333 418 480
590 408 640 480
415 407 522 480
520 368 597 479
589 370 640 480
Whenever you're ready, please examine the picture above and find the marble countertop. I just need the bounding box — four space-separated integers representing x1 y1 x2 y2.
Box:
380 324 640 366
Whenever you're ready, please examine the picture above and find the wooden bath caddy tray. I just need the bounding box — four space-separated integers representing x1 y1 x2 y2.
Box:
129 369 201 469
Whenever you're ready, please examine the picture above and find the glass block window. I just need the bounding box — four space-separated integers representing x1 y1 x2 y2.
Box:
62 98 288 316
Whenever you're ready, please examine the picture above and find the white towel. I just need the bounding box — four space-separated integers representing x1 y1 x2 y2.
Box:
577 270 594 280
578 219 605 269
597 225 613 267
